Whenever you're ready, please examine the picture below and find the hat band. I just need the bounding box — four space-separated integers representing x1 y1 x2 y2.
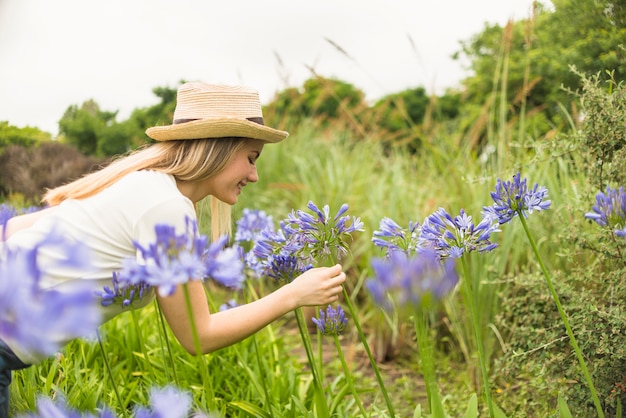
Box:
173 117 265 126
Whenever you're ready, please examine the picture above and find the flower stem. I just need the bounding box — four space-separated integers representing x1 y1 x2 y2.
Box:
130 307 154 378
518 215 605 418
96 330 128 418
413 309 445 418
182 284 215 408
460 256 495 417
295 307 330 417
341 285 396 417
155 301 179 386
333 334 368 416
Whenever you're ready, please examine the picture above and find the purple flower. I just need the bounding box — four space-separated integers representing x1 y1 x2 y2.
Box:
584 186 626 229
616 225 626 239
372 217 421 255
283 201 364 261
219 298 238 311
234 208 275 244
18 396 115 417
0 228 101 358
104 217 244 300
249 227 310 282
484 172 551 224
418 208 499 259
94 271 151 308
366 249 459 310
134 386 207 418
312 305 348 336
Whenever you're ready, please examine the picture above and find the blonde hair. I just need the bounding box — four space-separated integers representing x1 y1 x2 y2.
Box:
43 138 248 239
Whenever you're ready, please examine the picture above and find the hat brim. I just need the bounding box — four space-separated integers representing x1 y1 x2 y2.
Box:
146 118 288 143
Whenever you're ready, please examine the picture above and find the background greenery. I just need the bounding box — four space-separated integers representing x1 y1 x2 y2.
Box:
2 1 625 416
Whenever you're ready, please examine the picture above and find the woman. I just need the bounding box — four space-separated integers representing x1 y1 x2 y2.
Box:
0 83 346 417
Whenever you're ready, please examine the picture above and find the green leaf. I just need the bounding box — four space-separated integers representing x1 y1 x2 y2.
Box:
557 395 574 418
229 400 271 418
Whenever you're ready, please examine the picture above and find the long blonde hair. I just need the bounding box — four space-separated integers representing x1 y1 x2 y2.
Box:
43 138 248 239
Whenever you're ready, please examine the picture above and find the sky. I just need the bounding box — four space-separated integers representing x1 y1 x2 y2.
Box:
0 0 539 136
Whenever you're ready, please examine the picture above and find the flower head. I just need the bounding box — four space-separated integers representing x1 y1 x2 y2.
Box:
312 304 348 336
234 208 275 245
103 217 244 300
372 217 421 256
584 186 626 229
366 249 459 310
485 172 551 224
18 396 115 418
419 208 499 259
249 227 311 282
283 201 364 261
0 228 101 358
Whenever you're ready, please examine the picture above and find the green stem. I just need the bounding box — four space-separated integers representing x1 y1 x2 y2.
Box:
460 256 495 417
341 285 396 417
333 334 368 417
413 309 445 418
295 307 330 417
130 307 154 378
96 330 128 418
518 215 605 418
182 284 215 407
155 301 179 386
246 281 276 417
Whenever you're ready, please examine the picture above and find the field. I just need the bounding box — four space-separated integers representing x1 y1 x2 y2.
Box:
4 70 626 418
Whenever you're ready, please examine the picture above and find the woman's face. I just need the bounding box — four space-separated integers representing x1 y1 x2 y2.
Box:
204 139 265 205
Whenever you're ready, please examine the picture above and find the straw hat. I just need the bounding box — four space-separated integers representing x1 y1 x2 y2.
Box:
146 82 288 143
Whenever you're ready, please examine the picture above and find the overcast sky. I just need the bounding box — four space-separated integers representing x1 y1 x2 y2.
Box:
0 0 539 136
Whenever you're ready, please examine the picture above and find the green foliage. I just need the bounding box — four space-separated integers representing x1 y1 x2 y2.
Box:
0 121 51 151
456 0 626 139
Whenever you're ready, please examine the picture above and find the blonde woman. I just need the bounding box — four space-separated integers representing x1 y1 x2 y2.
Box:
0 83 345 417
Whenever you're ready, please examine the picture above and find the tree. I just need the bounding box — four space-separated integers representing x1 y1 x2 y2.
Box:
58 99 117 156
456 0 626 130
0 121 51 151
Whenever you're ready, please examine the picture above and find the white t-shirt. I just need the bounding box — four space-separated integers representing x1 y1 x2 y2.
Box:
4 170 197 364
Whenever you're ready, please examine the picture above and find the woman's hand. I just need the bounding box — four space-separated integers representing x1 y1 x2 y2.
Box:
288 264 346 307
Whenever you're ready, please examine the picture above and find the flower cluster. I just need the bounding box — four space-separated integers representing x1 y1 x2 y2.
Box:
18 386 211 418
366 249 459 310
95 271 152 308
584 185 626 231
283 201 364 261
249 227 311 282
372 217 420 255
234 208 275 245
100 217 244 304
0 227 101 358
312 304 348 336
241 202 362 283
484 172 551 224
419 208 499 259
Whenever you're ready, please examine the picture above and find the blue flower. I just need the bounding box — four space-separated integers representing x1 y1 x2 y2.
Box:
103 217 244 301
485 172 551 224
249 227 310 282
419 208 499 259
366 249 459 310
0 228 101 358
312 304 348 336
18 396 115 417
234 208 274 244
134 386 202 418
372 217 421 255
584 185 626 229
283 201 364 261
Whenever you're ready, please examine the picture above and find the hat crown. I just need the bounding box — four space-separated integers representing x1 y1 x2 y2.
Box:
173 83 263 122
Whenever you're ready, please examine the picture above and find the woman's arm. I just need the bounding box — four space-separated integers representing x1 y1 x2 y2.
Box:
157 264 345 355
3 206 58 240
